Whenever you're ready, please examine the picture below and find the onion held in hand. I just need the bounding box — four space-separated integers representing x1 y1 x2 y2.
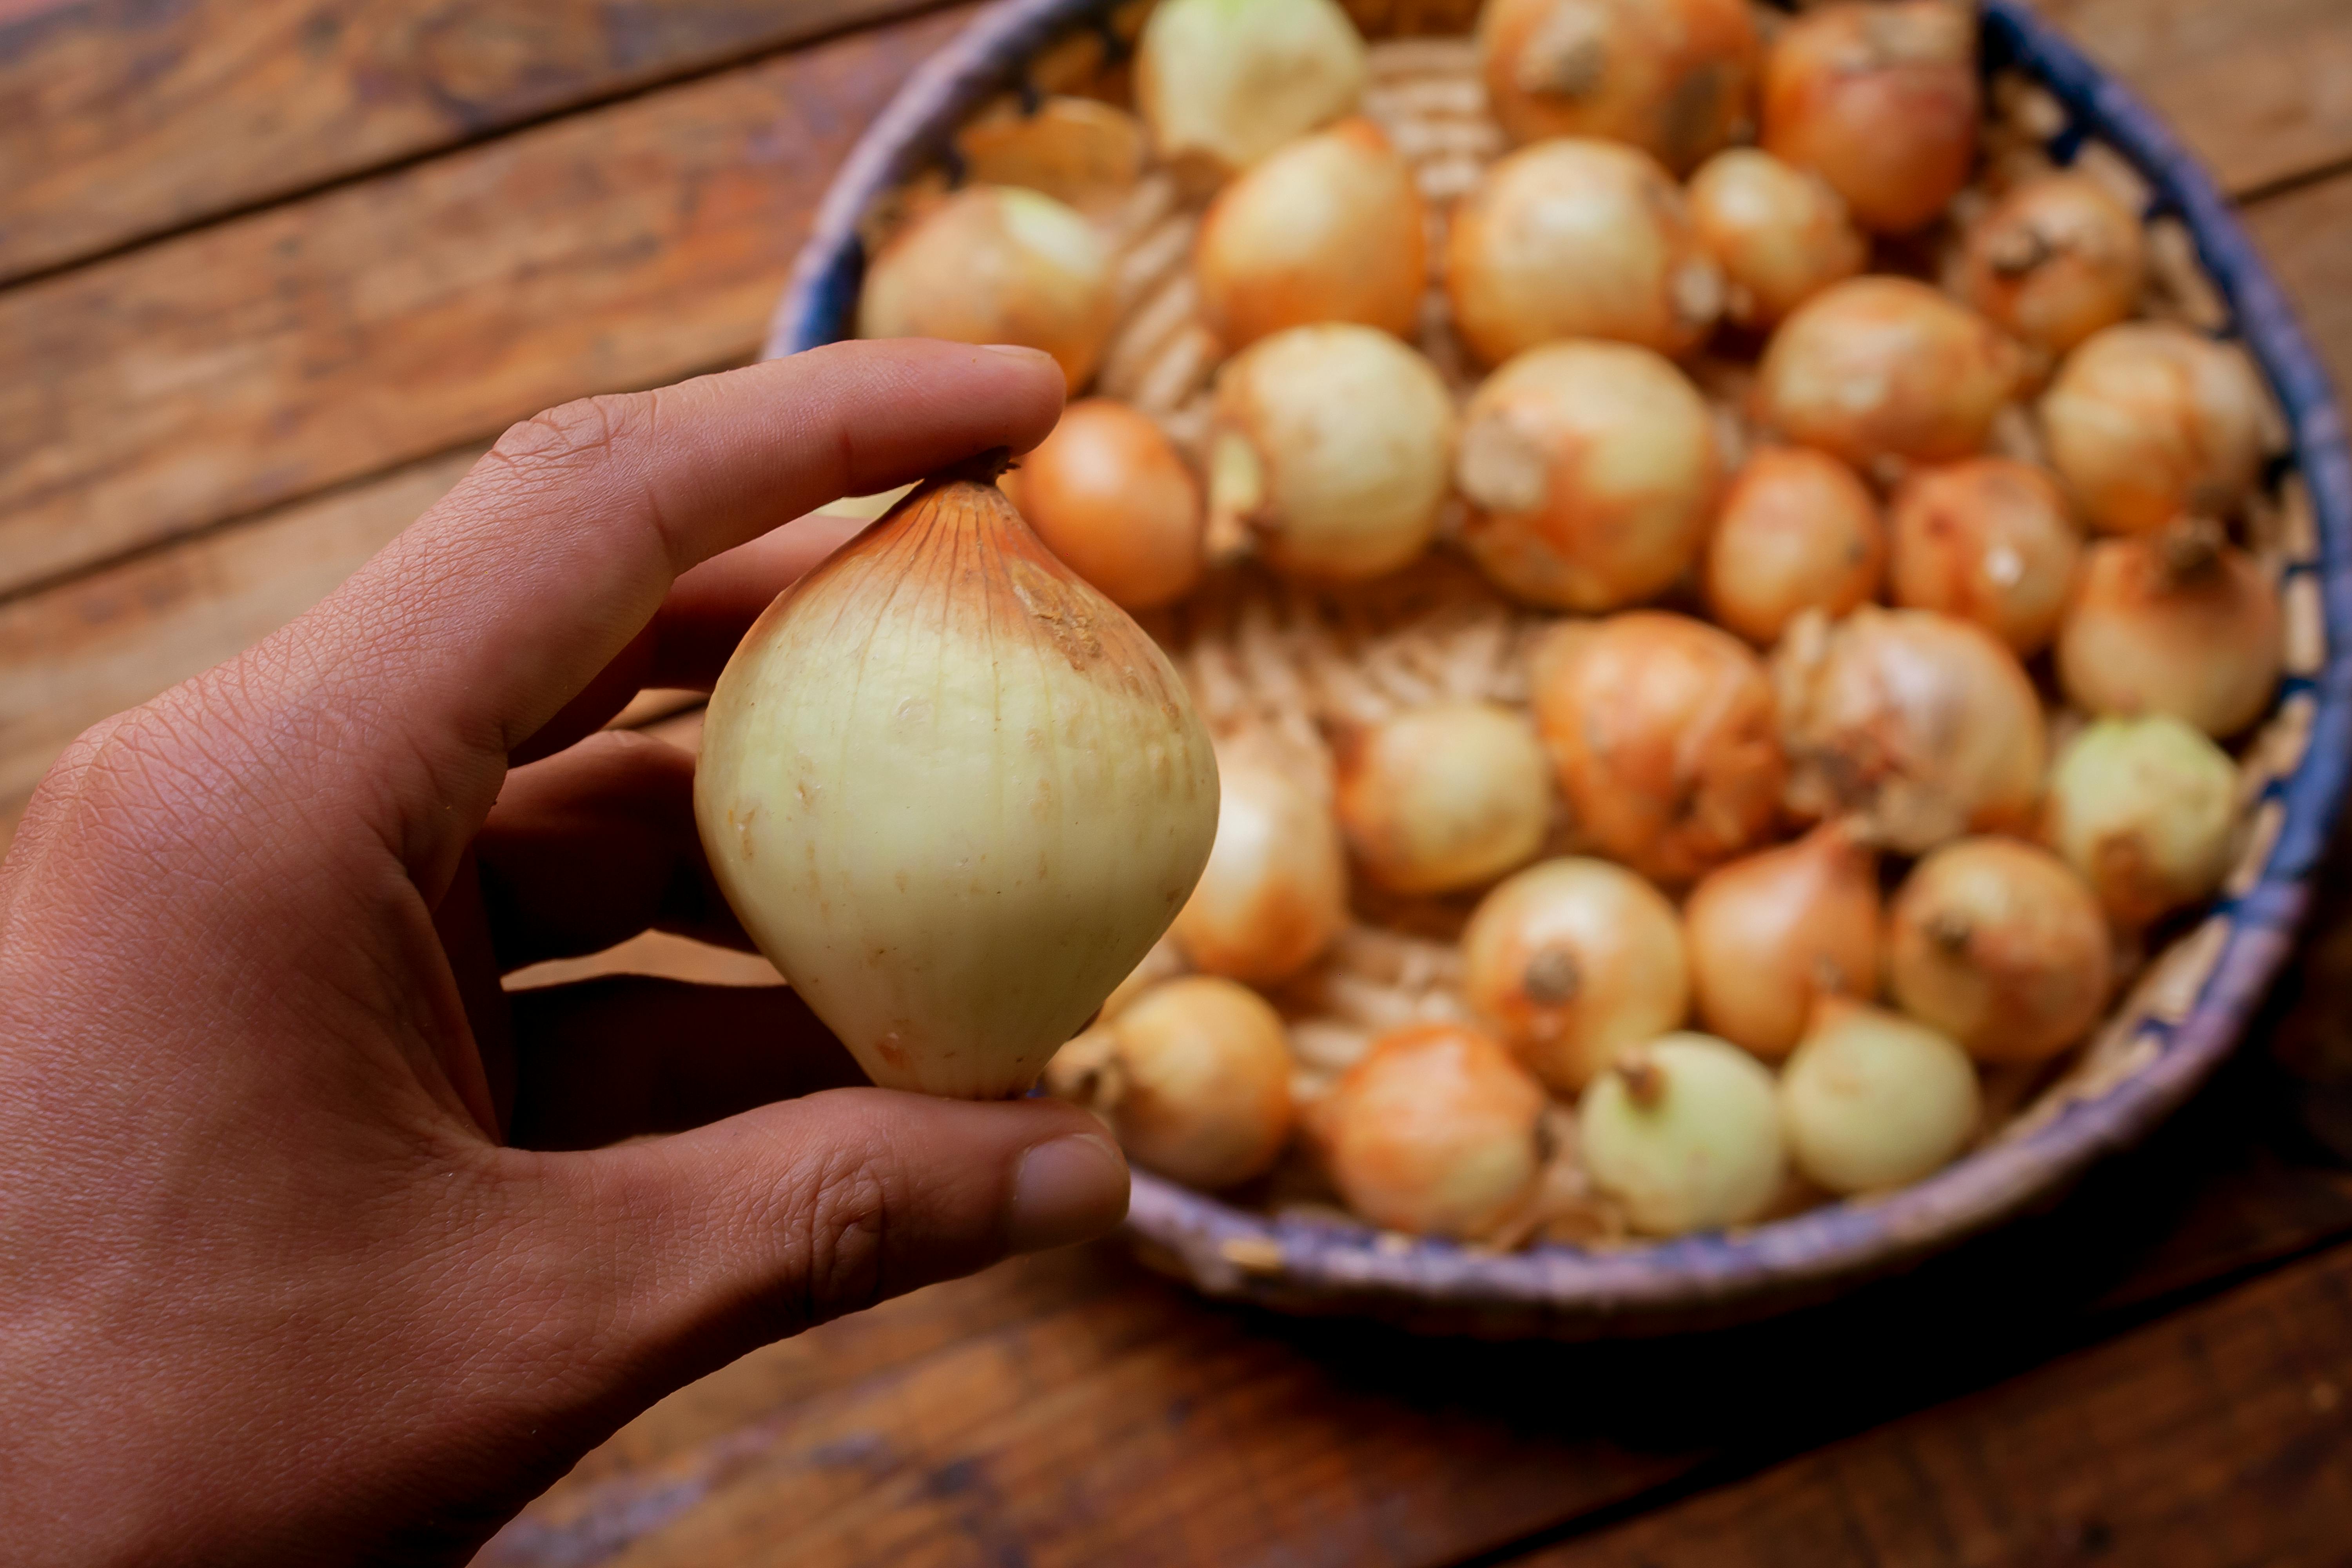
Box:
2040 323 2272 535
1006 399 1203 611
1318 1023 1547 1239
1703 446 1885 645
1171 746 1348 985
1684 822 1880 1061
2044 715 2239 927
696 463 1221 1100
1957 173 2149 359
1334 702 1552 894
1780 1000 1980 1194
1136 0 1368 182
1579 1033 1786 1236
1477 0 1760 173
1888 457 2083 657
1687 147 1869 330
2056 521 2284 738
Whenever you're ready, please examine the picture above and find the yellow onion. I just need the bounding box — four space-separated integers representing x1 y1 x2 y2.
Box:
2040 323 2272 535
857 185 1117 388
1456 341 1721 610
1208 324 1457 580
1578 1033 1786 1236
1196 117 1426 351
1045 976 1295 1188
1135 0 1368 182
1006 399 1203 611
1703 446 1884 645
1171 745 1348 985
1684 822 1880 1061
696 463 1220 1100
1443 139 1725 365
1957 172 2149 359
1754 278 2026 472
1888 837 2113 1065
1334 702 1552 894
1532 611 1784 885
1687 147 1869 329
1773 606 2046 855
1477 0 1761 173
1461 857 1690 1091
1887 457 2083 657
953 96 1149 214
1759 0 1978 234
2043 715 2239 927
2057 521 2283 738
1318 1023 1547 1238
1779 999 1980 1194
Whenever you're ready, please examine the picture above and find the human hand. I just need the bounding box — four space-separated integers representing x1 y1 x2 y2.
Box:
0 341 1129 1567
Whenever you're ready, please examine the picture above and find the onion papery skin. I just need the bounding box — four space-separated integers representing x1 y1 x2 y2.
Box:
1535 611 1785 885
1171 746 1349 985
1209 324 1458 581
1196 118 1427 351
1444 138 1725 365
1780 999 1980 1194
1687 147 1869 329
1771 605 2046 855
1334 701 1552 894
1477 0 1761 174
2039 322 2272 536
696 474 1221 1100
1754 277 2024 471
1703 446 1885 645
1684 822 1880 1061
1135 0 1369 183
1759 0 1979 235
1958 173 2148 360
857 186 1118 389
1888 457 2083 657
1321 1023 1548 1238
1457 340 1721 610
1579 1033 1786 1236
1007 399 1204 611
1887 836 2113 1065
2043 715 2239 928
2056 526 2284 738
1461 856 1691 1092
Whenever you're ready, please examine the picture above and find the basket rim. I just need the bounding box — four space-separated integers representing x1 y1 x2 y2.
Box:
768 0 2352 1325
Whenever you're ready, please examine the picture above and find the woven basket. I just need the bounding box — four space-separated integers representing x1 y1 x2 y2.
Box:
770 0 2352 1337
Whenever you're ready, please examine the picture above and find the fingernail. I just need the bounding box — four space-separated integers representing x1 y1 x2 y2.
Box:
980 343 1054 363
1005 1133 1129 1254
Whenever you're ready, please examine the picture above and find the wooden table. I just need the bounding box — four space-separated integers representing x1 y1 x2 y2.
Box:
6 2 2352 1563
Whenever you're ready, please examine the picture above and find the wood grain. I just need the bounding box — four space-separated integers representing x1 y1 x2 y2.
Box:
2245 171 2352 397
0 0 951 284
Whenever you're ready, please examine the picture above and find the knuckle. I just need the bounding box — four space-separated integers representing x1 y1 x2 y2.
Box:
489 392 655 481
782 1140 895 1325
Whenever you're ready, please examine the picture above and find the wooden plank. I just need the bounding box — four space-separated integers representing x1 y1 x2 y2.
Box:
0 4 976 599
2243 171 2352 400
0 0 949 284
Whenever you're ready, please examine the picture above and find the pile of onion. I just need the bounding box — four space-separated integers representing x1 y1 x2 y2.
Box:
1006 399 1204 611
1779 1000 1980 1194
2057 520 2285 738
1477 0 1760 174
1317 1023 1548 1238
1686 147 1868 329
1956 172 2149 360
1334 701 1553 894
2043 715 2241 927
1578 1033 1785 1236
1703 446 1884 644
1172 745 1349 986
1887 457 2083 657
2039 322 2272 535
1683 822 1879 1061
1135 0 1368 182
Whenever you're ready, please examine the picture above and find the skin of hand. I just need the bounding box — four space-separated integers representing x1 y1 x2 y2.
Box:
0 340 1132 1567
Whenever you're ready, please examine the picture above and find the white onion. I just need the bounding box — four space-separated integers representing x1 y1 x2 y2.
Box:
1455 340 1721 610
1779 999 1980 1194
1135 0 1368 182
1754 277 2026 472
1773 606 2047 855
1703 445 1884 645
1684 822 1880 1062
1443 138 1725 365
2043 715 2239 927
1687 147 1869 329
1196 117 1426 351
1460 857 1690 1092
1887 457 2083 657
1759 0 1979 235
1007 399 1203 611
1319 1022 1547 1238
1477 0 1761 173
1887 836 2113 1065
1957 172 2149 359
1334 702 1552 894
1578 1033 1786 1236
2057 521 2284 738
696 465 1220 1099
857 185 1118 389
2039 322 2272 536
1208 324 1457 580
1532 611 1784 884
1171 745 1348 985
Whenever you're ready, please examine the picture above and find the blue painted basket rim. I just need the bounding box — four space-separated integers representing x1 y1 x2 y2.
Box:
771 0 2352 1322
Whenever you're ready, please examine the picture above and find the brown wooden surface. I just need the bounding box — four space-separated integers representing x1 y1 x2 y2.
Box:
5 1 2352 1564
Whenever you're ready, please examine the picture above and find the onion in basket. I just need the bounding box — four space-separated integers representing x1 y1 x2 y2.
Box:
2057 519 2284 739
1316 1023 1548 1239
1476 0 1760 173
1887 837 2114 1065
1779 1000 1980 1195
1703 446 1885 645
2039 322 2272 535
1683 822 1880 1062
856 185 1117 388
1456 340 1721 610
1006 399 1203 610
1578 1033 1786 1236
1759 0 1979 235
1532 611 1784 885
1135 0 1368 182
1207 323 1457 580
1461 857 1691 1092
1686 147 1869 329
1171 746 1348 986
2043 715 2241 928
1334 702 1552 894
1887 457 2083 657
1956 172 2149 360
1443 138 1725 364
